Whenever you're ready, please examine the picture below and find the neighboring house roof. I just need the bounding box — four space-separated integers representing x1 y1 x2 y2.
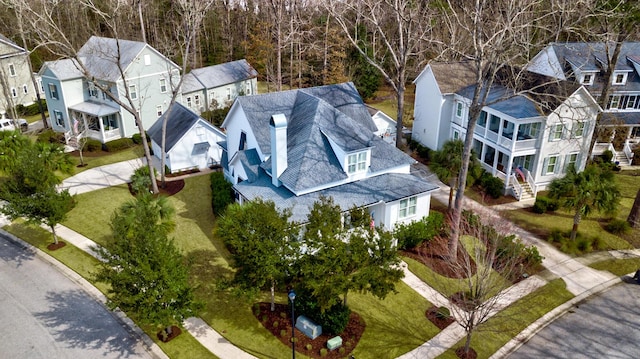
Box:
75 36 148 82
546 42 640 93
40 58 83 80
68 101 120 117
148 102 224 152
457 67 583 119
231 82 412 193
601 111 640 126
236 170 439 223
181 59 258 93
0 34 26 57
426 61 477 94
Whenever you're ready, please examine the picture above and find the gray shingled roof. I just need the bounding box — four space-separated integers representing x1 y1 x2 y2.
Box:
181 59 258 93
550 42 640 93
235 171 439 223
148 102 201 151
76 36 147 82
0 34 25 55
237 149 262 182
234 82 414 193
602 112 640 126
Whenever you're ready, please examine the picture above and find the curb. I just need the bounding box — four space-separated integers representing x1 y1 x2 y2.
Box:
0 229 169 359
489 274 625 359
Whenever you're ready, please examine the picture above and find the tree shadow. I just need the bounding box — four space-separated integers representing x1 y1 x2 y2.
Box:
0 231 36 267
34 289 146 358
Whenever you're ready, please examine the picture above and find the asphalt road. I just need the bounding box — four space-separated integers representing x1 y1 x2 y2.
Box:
510 280 640 359
0 233 153 359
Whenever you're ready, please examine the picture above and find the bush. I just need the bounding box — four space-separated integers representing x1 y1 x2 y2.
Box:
131 133 144 144
479 172 504 199
532 196 559 214
86 139 103 152
306 344 313 351
36 129 65 144
130 166 154 196
548 229 565 244
496 234 543 270
104 138 134 152
633 146 640 165
272 321 279 328
435 306 450 319
210 172 234 216
605 219 631 235
201 107 231 127
320 348 328 357
294 288 351 334
394 211 445 250
15 99 46 116
280 329 286 337
602 149 614 163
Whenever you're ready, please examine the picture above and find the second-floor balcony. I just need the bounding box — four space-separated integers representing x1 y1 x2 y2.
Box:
474 122 541 153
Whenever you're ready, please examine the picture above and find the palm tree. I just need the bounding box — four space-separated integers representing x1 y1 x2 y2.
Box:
430 140 464 211
548 164 620 241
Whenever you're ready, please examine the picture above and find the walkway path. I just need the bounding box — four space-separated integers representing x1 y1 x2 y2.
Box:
7 159 637 359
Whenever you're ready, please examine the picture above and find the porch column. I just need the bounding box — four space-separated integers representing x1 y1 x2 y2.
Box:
505 154 514 188
98 116 106 143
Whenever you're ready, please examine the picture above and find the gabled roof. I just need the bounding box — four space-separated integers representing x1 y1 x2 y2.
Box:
181 59 258 93
425 61 477 94
75 36 148 82
0 34 26 57
231 82 413 193
39 58 83 80
148 102 223 152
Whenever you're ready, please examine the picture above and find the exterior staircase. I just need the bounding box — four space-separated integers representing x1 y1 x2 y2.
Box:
510 173 535 201
518 181 535 201
615 150 632 167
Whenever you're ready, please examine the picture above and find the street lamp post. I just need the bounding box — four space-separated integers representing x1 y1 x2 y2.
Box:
288 289 296 359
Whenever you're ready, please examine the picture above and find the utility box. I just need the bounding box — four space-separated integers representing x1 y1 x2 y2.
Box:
327 336 342 351
295 315 322 340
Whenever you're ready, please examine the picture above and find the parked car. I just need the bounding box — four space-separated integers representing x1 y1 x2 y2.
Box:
0 117 28 132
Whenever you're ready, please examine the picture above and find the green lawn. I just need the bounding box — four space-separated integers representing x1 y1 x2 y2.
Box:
64 146 146 178
501 170 640 252
436 278 574 359
590 257 640 276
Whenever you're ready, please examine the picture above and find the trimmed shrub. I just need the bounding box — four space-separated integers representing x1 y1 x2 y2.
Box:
602 150 614 163
210 172 234 216
130 166 154 196
86 139 102 152
320 348 328 357
280 329 286 337
15 99 46 116
532 196 559 214
394 211 445 250
306 344 313 351
104 138 134 152
131 133 143 144
280 312 287 319
605 219 631 235
633 146 640 165
272 321 279 328
36 129 65 144
479 172 504 199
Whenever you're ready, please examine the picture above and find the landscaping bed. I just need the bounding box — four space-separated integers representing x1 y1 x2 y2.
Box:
254 302 363 358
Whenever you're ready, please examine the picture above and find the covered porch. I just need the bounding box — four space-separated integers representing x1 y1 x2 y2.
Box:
592 113 640 166
69 101 122 143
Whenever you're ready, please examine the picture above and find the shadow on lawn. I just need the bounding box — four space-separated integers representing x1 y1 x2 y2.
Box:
187 249 234 291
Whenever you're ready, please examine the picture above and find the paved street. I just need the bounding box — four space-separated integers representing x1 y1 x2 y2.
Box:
510 280 640 359
0 233 153 359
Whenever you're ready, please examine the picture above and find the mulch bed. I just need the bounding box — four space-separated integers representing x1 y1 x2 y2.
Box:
47 241 66 251
157 325 182 342
425 306 455 329
456 347 478 359
254 302 363 358
127 179 185 197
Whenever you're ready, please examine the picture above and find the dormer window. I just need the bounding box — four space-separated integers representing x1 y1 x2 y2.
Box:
347 151 367 174
581 73 594 85
613 72 627 85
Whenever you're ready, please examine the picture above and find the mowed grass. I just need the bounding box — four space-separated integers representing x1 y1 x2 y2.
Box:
436 278 574 359
1 222 218 359
501 170 640 251
590 257 640 276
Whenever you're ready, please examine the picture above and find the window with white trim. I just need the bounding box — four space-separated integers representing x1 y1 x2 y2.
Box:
156 105 163 117
573 122 585 138
54 110 64 127
613 72 626 85
456 101 463 118
159 78 167 93
246 82 251 95
226 87 231 100
543 155 559 175
194 94 201 106
129 84 137 100
608 95 621 109
48 83 58 99
22 84 28 94
398 196 417 219
581 73 593 85
186 96 192 108
11 87 17 97
564 153 579 172
626 95 637 109
347 151 367 174
8 63 15 77
550 124 563 141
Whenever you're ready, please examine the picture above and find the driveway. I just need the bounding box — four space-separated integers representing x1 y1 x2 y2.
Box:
0 233 154 359
510 281 640 358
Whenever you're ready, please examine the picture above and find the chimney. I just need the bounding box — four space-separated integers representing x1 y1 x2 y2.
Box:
270 114 287 187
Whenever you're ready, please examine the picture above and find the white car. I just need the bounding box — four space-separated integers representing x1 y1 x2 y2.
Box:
0 117 28 132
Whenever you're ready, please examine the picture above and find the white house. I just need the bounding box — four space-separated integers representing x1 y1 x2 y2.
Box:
413 62 600 200
181 59 258 114
147 102 225 173
0 34 38 117
220 82 439 229
366 105 398 145
38 36 181 143
527 42 640 165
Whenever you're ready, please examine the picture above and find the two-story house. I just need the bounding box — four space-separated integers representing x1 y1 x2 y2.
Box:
180 59 258 114
220 82 439 229
413 63 600 200
38 36 180 143
0 34 37 117
527 42 640 165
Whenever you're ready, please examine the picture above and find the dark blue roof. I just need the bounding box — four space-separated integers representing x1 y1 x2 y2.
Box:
148 102 201 151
